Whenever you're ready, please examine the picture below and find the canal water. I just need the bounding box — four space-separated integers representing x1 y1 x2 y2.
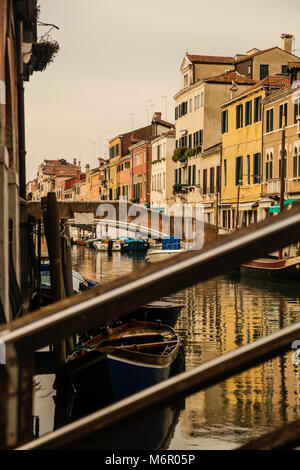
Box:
33 245 300 449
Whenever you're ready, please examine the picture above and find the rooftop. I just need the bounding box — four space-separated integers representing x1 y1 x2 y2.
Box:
186 54 234 64
204 70 256 85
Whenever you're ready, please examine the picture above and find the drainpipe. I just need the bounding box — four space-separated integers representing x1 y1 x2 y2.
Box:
16 21 26 199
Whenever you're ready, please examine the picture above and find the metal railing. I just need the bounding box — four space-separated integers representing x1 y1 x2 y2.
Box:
1 206 300 449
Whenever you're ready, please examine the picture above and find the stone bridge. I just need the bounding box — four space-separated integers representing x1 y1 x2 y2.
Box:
26 200 218 245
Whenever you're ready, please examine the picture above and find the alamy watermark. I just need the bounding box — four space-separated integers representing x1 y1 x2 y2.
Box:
0 339 5 365
292 340 300 366
96 201 205 250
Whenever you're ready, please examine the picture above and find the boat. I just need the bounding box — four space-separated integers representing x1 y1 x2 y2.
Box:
93 239 122 252
67 319 180 403
146 236 184 263
76 236 94 246
241 254 300 281
124 300 184 327
120 237 149 253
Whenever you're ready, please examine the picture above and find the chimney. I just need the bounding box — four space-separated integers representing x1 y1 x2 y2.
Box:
85 164 90 173
281 34 294 54
153 112 162 122
73 158 77 166
230 82 238 99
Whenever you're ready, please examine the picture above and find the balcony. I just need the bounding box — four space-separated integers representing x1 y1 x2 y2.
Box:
264 178 288 195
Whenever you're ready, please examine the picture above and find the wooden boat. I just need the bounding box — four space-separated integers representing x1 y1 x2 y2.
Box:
241 255 300 281
125 300 184 327
76 237 93 246
67 319 180 403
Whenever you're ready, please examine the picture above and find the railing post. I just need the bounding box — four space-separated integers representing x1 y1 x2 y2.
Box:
0 343 33 448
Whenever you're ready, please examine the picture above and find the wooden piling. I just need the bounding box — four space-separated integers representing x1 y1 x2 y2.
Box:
41 193 67 386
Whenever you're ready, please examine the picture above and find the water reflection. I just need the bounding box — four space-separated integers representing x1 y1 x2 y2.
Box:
33 248 300 449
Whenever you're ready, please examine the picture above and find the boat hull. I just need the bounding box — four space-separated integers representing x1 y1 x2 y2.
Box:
241 256 300 281
146 249 184 263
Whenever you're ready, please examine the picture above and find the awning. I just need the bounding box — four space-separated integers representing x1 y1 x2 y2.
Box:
269 198 300 213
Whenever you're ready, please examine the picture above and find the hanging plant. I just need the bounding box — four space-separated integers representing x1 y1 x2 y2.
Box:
172 147 187 163
30 40 60 71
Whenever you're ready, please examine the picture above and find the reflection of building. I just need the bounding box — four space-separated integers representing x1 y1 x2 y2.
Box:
175 277 300 446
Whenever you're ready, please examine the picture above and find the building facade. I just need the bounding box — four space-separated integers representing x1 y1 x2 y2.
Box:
220 76 290 229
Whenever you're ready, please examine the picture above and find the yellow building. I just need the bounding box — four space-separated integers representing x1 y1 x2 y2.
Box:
220 76 289 230
109 137 121 200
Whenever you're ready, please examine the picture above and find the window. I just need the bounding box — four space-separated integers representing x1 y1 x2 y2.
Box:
254 96 262 122
281 65 288 75
184 74 188 86
223 159 227 187
293 148 300 178
266 109 274 133
279 102 288 128
260 64 269 80
246 155 251 184
216 165 220 192
247 64 252 76
188 134 192 148
210 167 215 194
157 145 161 160
203 169 207 194
245 100 252 126
236 104 243 129
278 156 287 178
189 99 192 113
192 165 196 185
266 153 273 180
175 102 188 119
179 136 187 147
253 153 261 184
193 130 203 147
294 97 300 124
194 95 200 110
221 110 228 134
235 156 243 186
200 92 204 107
188 166 192 186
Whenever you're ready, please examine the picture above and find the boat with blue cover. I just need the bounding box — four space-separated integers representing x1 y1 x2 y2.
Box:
146 236 184 263
120 237 149 253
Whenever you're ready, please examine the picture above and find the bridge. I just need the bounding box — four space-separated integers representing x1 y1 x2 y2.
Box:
26 200 218 245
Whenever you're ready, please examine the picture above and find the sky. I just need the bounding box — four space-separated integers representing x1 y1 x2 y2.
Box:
25 0 300 182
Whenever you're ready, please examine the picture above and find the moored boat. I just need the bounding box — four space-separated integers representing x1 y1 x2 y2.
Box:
121 238 149 253
241 255 300 281
67 319 180 403
146 236 184 263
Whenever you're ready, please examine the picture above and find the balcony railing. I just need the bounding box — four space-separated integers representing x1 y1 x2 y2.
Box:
264 178 288 195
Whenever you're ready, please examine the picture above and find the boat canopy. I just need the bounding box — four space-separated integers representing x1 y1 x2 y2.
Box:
269 198 300 213
162 236 181 250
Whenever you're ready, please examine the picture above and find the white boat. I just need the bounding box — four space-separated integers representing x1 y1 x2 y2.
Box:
93 240 122 252
146 248 184 263
94 241 109 252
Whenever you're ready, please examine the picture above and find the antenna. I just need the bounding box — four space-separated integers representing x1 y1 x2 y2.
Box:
144 109 149 125
129 113 134 139
161 96 168 121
